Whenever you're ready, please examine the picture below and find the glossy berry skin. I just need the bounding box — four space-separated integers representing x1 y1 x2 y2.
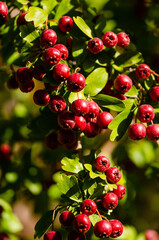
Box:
57 129 76 145
33 90 50 106
45 132 60 150
80 199 97 216
18 80 35 93
110 219 123 238
43 48 61 66
73 116 86 132
32 65 46 81
7 75 19 89
128 123 146 140
93 220 112 238
146 124 159 141
52 63 70 83
16 67 33 84
0 2 8 19
85 101 99 122
114 74 132 93
40 29 57 48
44 231 62 240
84 122 100 138
102 32 118 48
97 112 113 129
17 13 28 28
58 16 73 33
114 93 127 100
73 214 91 233
106 167 121 184
71 99 89 116
102 192 118 210
44 82 59 92
59 210 75 227
137 104 155 123
135 64 151 79
145 230 159 240
112 184 126 200
58 111 75 129
49 95 66 113
68 231 86 240
67 73 85 92
117 32 130 47
54 44 69 60
94 156 110 172
149 86 159 102
88 37 103 54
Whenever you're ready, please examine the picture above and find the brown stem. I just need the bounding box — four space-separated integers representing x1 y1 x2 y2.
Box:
27 60 35 68
75 67 81 73
151 70 159 77
52 205 60 230
96 209 102 220
45 18 48 29
101 215 109 221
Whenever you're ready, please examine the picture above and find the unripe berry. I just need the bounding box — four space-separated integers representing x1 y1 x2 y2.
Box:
54 44 69 60
93 220 112 238
73 116 86 132
44 231 62 240
67 73 85 92
49 95 66 113
88 37 103 54
16 67 33 84
71 99 89 116
84 122 100 138
73 214 91 233
80 199 97 216
0 2 8 20
106 167 121 184
59 210 75 227
68 231 86 240
43 48 61 66
112 184 126 200
52 63 70 83
94 156 110 172
33 90 50 106
117 32 130 47
57 129 76 145
58 111 75 129
58 16 73 33
40 29 57 48
137 104 155 123
102 192 118 210
97 112 113 128
32 65 46 81
114 75 132 93
102 32 118 48
128 123 146 140
7 75 19 89
145 229 159 240
149 86 159 102
18 80 35 93
45 132 61 150
135 64 151 79
146 124 159 141
110 219 123 238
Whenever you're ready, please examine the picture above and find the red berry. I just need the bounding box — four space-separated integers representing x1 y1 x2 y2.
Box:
135 64 151 79
66 36 73 50
0 234 9 240
102 32 118 48
0 143 11 161
114 93 127 100
45 132 61 150
58 111 75 129
52 63 70 83
137 104 155 123
0 2 8 19
73 214 91 233
145 230 159 240
33 90 50 106
59 210 75 227
84 122 100 138
43 48 61 66
16 67 33 84
149 86 159 102
94 156 110 172
71 99 89 116
57 129 76 145
112 184 126 200
64 139 78 150
67 73 85 92
128 123 146 140
88 37 103 54
58 16 73 33
7 75 19 89
146 124 159 141
102 192 118 210
32 65 46 81
18 80 35 93
54 44 69 60
73 116 86 132
85 101 99 122
44 231 62 240
102 80 114 95
117 32 130 47
49 95 66 113
68 231 86 240
106 167 121 184
44 82 59 92
110 219 123 238
97 112 113 128
93 220 112 238
40 29 57 48
114 75 132 93
17 13 29 28
0 206 3 216
80 199 97 216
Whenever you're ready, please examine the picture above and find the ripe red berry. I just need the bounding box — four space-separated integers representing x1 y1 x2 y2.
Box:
44 82 59 92
0 234 9 240
44 231 62 240
67 73 86 92
16 67 33 84
58 16 73 33
112 184 126 200
71 99 89 116
137 104 155 123
73 116 86 132
0 2 8 20
80 199 97 216
110 219 123 238
88 37 103 54
32 65 46 81
93 220 112 238
128 123 146 140
45 132 61 150
106 167 121 184
145 230 159 240
66 36 73 50
54 44 69 60
40 29 57 48
73 214 91 233
64 139 78 150
117 32 130 47
68 231 86 240
59 210 75 227
102 80 114 95
135 64 151 79
149 86 159 102
97 112 113 128
114 93 127 100
52 63 70 83
146 124 159 141
102 192 118 210
43 48 61 66
57 129 76 145
85 101 99 122
7 75 19 89
102 32 118 48
94 156 110 172
84 122 100 138
49 95 66 113
114 75 132 93
33 90 50 106
0 143 11 161
17 13 28 28
18 80 35 93
58 111 75 129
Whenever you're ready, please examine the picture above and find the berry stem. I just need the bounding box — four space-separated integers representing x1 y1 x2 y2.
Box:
151 70 159 77
45 18 48 29
52 205 60 230
27 60 35 69
101 215 109 221
96 209 102 220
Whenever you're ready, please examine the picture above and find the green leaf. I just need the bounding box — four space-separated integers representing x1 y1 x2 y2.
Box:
114 51 143 68
0 199 12 211
61 157 84 174
84 164 106 180
25 7 48 27
20 24 39 43
16 0 29 4
126 85 139 97
1 212 23 234
84 68 108 96
89 214 101 226
55 0 74 19
73 16 93 38
24 179 42 195
93 94 125 111
69 90 85 103
72 39 86 58
57 174 83 202
41 0 58 14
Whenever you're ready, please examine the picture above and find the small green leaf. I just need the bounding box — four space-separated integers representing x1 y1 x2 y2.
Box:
61 157 84 174
84 164 106 180
73 16 93 38
25 7 48 27
1 212 23 234
68 90 85 103
72 39 86 58
114 51 143 67
55 0 74 19
20 24 39 43
126 85 139 97
85 68 108 96
41 0 58 14
16 0 29 4
89 214 101 226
